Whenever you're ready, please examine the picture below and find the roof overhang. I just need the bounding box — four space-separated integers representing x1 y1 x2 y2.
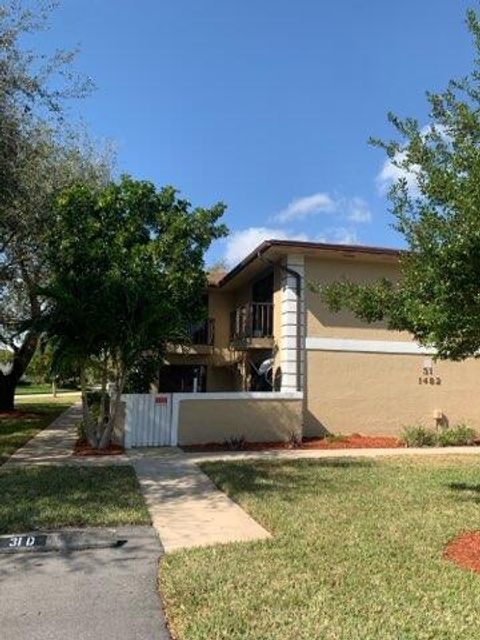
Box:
213 239 405 291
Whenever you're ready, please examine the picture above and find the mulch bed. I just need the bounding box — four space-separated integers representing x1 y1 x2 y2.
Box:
444 531 480 573
73 438 125 456
182 433 405 452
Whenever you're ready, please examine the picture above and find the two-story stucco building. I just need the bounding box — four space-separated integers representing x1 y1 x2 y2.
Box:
149 239 480 445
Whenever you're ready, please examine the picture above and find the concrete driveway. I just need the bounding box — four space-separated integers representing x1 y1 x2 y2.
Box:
0 526 170 640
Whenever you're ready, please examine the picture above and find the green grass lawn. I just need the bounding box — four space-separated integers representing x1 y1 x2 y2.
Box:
0 465 150 533
161 456 480 640
15 384 78 395
14 394 80 406
0 401 72 465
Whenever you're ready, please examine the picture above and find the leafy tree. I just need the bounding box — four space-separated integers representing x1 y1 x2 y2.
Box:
0 124 112 410
24 343 53 385
1 0 92 224
0 1 110 410
42 176 227 448
317 8 480 362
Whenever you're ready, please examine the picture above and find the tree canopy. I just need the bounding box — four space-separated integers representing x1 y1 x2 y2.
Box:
0 1 110 409
41 175 227 447
318 8 480 362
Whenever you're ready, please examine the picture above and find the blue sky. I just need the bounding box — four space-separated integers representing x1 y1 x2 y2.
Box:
38 0 474 266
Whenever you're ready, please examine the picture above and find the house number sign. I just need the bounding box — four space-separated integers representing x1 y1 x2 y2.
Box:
419 361 441 386
0 534 47 549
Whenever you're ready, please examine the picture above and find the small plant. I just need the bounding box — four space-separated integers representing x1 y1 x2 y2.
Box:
437 423 477 447
77 420 87 441
402 425 437 447
324 433 346 444
224 435 247 450
287 430 303 448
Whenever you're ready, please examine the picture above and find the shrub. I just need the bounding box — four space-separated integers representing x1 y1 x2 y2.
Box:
223 435 247 450
402 425 437 447
77 420 87 441
84 390 110 422
438 423 477 447
324 433 346 443
288 430 303 448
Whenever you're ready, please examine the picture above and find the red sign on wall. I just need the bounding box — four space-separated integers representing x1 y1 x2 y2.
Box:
155 396 168 405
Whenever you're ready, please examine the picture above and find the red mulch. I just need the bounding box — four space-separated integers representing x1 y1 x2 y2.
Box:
303 434 404 449
444 531 480 573
73 438 124 456
182 433 405 452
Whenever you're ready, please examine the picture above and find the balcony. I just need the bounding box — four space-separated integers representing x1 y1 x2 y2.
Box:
230 302 274 346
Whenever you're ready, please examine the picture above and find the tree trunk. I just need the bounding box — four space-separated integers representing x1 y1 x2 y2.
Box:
79 368 98 448
97 353 108 441
98 369 125 449
0 376 15 412
0 331 39 412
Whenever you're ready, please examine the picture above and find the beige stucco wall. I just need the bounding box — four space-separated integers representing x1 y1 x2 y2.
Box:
305 256 410 342
208 288 234 350
178 398 303 445
305 350 480 436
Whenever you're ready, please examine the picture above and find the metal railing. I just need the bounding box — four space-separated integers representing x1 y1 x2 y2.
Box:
230 302 273 341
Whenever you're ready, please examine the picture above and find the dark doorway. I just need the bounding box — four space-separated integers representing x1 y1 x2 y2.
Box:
252 271 274 302
158 365 207 393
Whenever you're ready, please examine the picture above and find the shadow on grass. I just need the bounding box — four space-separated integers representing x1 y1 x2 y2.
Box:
201 457 376 497
449 482 480 492
446 482 480 504
0 465 150 534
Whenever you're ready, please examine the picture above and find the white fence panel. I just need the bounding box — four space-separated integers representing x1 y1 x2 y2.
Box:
123 394 173 448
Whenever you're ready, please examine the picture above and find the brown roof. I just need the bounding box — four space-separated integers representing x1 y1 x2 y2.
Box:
207 269 227 286
217 239 405 288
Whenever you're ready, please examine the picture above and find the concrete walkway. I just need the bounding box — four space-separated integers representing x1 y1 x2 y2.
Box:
4 404 129 467
128 443 480 552
5 406 271 552
128 448 271 552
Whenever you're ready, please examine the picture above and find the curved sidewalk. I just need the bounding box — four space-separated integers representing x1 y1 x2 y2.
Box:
3 404 130 467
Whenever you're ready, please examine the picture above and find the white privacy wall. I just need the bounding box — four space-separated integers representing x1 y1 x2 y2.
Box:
280 254 305 392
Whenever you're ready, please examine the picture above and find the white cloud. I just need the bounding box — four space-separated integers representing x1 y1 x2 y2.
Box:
274 192 372 225
346 197 372 223
273 192 336 223
224 227 308 266
317 226 359 245
222 191 373 267
376 151 421 196
375 125 449 196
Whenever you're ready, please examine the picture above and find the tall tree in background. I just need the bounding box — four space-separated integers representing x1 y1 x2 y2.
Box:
0 1 111 410
42 176 227 448
318 8 480 363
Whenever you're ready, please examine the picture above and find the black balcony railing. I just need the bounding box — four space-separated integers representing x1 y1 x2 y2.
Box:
230 302 273 341
190 318 215 346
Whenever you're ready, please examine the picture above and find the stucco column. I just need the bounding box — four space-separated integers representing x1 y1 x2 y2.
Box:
280 254 305 392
